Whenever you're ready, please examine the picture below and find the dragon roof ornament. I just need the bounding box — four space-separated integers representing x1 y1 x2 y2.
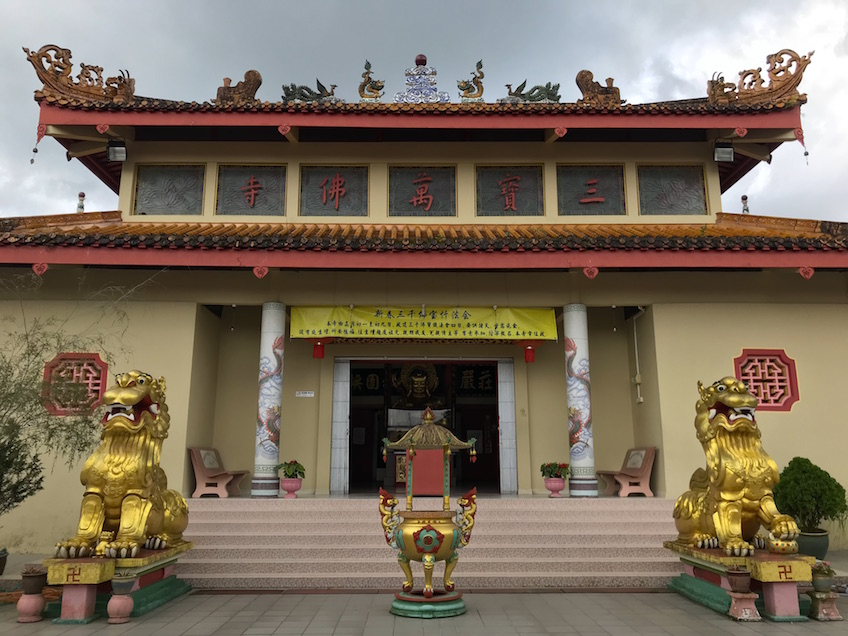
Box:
576 70 625 108
708 49 813 107
23 44 135 104
214 70 262 107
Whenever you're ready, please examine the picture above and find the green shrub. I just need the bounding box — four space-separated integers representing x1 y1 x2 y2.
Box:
773 457 848 531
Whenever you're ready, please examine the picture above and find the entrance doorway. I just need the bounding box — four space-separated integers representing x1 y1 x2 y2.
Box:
348 361 501 494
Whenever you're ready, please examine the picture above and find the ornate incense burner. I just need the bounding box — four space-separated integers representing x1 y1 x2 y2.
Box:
673 377 799 556
379 408 477 599
55 370 188 559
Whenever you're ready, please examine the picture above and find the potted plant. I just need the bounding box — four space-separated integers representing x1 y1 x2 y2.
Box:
20 564 48 595
810 560 836 593
540 462 569 498
772 457 848 559
16 565 47 623
274 459 305 499
725 565 751 593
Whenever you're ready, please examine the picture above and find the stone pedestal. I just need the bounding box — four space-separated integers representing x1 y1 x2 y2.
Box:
665 541 814 622
16 593 46 623
728 591 761 621
806 591 843 621
45 542 192 624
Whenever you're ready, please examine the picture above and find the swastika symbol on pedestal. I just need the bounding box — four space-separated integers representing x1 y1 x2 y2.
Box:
778 564 793 580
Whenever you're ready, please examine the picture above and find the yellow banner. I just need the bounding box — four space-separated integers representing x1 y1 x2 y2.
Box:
291 306 556 340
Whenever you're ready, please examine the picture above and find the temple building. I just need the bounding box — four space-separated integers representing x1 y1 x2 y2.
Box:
4 45 846 556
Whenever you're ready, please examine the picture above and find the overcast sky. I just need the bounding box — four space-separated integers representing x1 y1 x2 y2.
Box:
1 0 845 221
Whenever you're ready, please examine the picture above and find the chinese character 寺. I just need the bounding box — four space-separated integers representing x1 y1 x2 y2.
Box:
320 173 346 210
579 178 605 204
409 172 434 211
499 174 521 211
240 175 263 207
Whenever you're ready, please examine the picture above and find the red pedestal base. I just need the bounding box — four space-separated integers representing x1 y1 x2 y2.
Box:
16 593 46 623
728 591 761 621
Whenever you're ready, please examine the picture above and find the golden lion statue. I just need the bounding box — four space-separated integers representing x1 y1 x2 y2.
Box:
673 377 798 556
55 370 188 558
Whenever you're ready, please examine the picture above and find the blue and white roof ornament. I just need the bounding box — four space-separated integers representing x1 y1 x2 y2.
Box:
394 54 450 104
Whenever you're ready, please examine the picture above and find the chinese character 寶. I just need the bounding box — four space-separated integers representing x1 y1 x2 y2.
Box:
498 174 521 211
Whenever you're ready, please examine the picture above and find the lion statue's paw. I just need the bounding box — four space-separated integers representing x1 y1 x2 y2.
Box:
753 535 766 549
144 536 169 550
723 538 754 556
694 535 718 549
769 515 799 541
104 541 140 559
54 540 95 558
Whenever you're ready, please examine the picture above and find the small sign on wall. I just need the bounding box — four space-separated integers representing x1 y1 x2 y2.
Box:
295 390 315 398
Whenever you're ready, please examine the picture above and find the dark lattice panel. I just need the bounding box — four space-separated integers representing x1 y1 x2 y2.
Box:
134 165 205 215
476 166 544 216
557 166 626 216
637 166 707 215
389 167 456 217
216 165 286 216
300 166 368 216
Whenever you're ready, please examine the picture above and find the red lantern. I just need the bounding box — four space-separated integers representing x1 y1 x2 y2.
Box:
307 337 334 359
516 340 543 363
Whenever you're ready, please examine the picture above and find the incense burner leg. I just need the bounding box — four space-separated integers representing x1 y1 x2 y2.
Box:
444 551 458 592
397 554 413 593
422 554 435 598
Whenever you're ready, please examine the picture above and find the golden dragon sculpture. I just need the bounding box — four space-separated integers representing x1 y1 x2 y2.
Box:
457 60 484 100
55 370 188 558
673 377 799 556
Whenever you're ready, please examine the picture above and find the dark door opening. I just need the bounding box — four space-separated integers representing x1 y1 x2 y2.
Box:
348 361 500 494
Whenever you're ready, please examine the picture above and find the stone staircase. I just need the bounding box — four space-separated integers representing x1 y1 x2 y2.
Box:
177 496 681 590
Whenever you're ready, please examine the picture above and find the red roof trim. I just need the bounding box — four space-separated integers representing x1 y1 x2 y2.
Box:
39 104 804 131
1 245 845 270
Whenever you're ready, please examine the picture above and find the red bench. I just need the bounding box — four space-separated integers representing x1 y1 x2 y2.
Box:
597 447 656 497
188 447 249 498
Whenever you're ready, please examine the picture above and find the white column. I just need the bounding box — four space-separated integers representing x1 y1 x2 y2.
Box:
563 303 597 496
329 360 350 495
251 302 286 497
497 360 518 495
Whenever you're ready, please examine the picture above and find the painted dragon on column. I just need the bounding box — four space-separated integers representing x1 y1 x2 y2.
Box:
673 377 799 556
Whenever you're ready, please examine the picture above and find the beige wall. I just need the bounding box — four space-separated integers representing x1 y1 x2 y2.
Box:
116 141 721 225
652 303 848 548
182 305 223 491
0 300 198 553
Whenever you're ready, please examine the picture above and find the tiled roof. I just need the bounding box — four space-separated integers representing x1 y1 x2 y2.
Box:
35 91 802 115
0 212 844 253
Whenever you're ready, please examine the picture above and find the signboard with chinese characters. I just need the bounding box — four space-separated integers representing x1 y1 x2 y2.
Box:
291 306 556 340
135 165 205 215
351 366 387 397
216 165 286 215
389 167 456 216
557 165 626 216
637 165 707 215
300 166 368 216
476 166 543 216
453 364 497 398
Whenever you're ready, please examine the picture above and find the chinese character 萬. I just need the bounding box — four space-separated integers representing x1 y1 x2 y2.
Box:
409 172 434 211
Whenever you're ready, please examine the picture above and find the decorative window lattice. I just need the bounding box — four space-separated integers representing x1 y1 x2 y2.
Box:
733 349 799 412
43 353 108 416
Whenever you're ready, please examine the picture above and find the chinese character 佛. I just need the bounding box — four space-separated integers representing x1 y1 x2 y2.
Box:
320 173 346 210
498 174 521 211
409 172 434 211
240 175 263 207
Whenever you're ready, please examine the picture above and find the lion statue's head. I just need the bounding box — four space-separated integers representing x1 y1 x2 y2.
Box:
695 376 758 443
101 370 169 438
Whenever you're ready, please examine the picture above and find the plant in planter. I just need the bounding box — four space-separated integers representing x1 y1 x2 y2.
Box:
540 462 569 498
274 459 305 499
16 565 47 623
810 560 836 593
20 564 48 594
725 565 751 593
772 457 848 559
